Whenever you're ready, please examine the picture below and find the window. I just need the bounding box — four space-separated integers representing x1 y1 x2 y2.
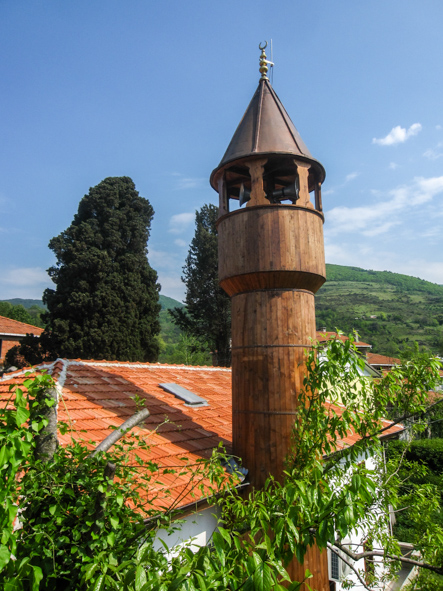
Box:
159 383 208 408
330 550 340 580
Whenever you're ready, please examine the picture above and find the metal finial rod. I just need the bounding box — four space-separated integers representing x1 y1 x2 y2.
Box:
259 41 274 81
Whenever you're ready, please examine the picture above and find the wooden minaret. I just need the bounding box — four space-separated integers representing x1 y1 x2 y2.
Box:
210 44 329 588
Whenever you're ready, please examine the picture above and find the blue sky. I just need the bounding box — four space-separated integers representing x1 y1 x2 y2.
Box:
1 0 442 302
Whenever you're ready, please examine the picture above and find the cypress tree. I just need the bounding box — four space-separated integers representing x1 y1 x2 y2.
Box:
43 177 161 361
169 204 231 366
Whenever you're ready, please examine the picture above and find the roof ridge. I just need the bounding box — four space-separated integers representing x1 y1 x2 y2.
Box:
80 361 232 372
252 80 265 153
267 82 305 155
0 360 57 382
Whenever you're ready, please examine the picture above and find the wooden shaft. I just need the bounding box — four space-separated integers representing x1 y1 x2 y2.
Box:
231 289 315 486
287 543 329 590
231 289 329 589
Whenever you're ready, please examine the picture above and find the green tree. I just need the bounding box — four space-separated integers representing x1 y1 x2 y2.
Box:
43 177 161 361
165 333 212 366
0 302 42 327
170 204 231 367
4 334 53 369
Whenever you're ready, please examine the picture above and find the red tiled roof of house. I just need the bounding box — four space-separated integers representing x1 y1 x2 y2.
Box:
316 331 372 349
0 359 403 511
366 352 401 367
326 401 403 450
0 360 233 511
0 315 44 336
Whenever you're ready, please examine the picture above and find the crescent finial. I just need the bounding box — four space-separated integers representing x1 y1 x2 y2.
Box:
259 41 269 80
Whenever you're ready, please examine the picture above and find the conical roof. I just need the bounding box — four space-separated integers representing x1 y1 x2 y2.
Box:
210 79 325 189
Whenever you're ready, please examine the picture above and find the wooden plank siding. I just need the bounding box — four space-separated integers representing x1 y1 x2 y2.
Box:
218 205 326 296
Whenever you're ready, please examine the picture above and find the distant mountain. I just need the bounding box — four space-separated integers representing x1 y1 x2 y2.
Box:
159 295 184 310
3 298 46 310
4 295 183 312
324 265 443 294
316 264 443 356
4 275 442 358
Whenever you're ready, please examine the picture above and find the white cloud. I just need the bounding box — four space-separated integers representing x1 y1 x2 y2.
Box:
149 249 180 270
388 162 399 170
157 273 185 302
412 176 443 204
344 172 359 183
420 225 442 238
423 148 443 160
3 267 49 287
396 260 443 285
172 173 206 190
0 266 52 299
174 238 187 247
168 212 195 234
436 125 442 131
324 242 385 271
325 175 443 237
361 221 400 237
322 172 359 196
324 243 359 266
372 123 422 146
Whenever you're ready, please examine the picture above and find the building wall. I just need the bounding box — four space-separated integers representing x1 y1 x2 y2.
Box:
329 454 389 590
153 505 221 557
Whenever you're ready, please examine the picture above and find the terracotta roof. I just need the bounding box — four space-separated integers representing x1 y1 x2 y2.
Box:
0 360 232 511
0 359 403 511
367 352 401 367
316 331 372 349
326 401 403 451
0 315 44 337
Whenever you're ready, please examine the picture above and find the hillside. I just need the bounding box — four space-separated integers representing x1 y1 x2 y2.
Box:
6 270 442 360
4 298 46 309
159 294 184 311
316 264 443 356
3 295 181 311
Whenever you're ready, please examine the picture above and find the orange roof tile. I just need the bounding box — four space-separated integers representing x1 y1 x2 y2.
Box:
367 352 401 367
325 401 403 450
0 315 43 336
0 359 402 512
316 331 372 349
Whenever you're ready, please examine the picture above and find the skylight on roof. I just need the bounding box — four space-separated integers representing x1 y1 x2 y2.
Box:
159 383 208 407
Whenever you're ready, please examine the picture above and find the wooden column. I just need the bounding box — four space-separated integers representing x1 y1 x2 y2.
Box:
295 161 313 209
231 288 329 589
218 175 229 217
315 182 323 212
231 288 315 486
246 158 269 206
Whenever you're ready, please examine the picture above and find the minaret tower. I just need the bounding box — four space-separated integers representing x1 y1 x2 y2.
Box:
210 44 328 587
